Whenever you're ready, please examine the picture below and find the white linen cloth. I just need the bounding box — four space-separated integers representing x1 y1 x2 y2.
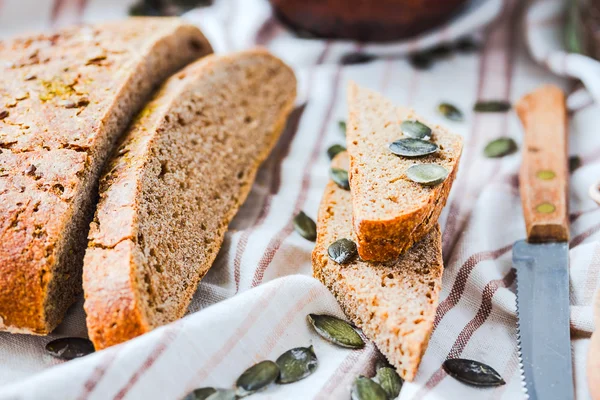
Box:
0 0 598 399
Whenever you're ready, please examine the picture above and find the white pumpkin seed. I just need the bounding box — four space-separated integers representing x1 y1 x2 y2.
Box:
235 360 279 397
389 138 438 158
351 376 388 400
276 346 318 384
406 164 448 186
442 358 505 387
293 211 317 242
400 120 432 140
373 367 403 398
327 238 358 264
330 168 350 190
307 314 364 349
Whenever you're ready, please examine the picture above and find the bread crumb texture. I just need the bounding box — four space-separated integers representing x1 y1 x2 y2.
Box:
312 153 444 381
346 82 462 261
83 49 297 349
0 18 212 334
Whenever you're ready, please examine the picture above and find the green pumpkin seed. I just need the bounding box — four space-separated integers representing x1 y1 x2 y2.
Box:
409 52 433 70
45 337 94 360
429 43 453 58
400 120 432 140
373 367 403 398
473 101 511 112
442 359 506 387
235 360 279 396
206 389 237 400
327 144 346 160
389 138 438 158
339 120 347 136
293 211 317 242
276 346 318 384
307 314 364 349
351 376 388 400
437 103 464 122
182 387 217 400
483 137 518 158
455 37 480 53
330 168 350 190
569 155 582 173
327 238 358 264
406 164 448 186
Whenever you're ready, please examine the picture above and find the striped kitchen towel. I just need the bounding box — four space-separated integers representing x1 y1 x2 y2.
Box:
0 0 597 399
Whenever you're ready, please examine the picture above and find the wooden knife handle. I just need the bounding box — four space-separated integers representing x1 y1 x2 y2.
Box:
589 292 600 400
515 85 569 243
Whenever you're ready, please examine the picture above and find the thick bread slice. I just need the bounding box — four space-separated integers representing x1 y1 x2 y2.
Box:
0 18 212 335
347 82 462 262
83 49 297 349
312 152 444 381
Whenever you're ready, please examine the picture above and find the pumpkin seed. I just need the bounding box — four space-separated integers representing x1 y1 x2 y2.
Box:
293 211 317 242
442 358 506 387
483 137 518 158
339 120 347 136
373 367 403 398
0 110 8 119
455 37 480 53
351 376 388 400
307 314 364 349
409 52 433 70
45 337 94 360
569 155 582 173
406 164 448 186
182 387 217 400
473 101 511 112
276 346 318 384
206 389 237 400
400 120 432 140
328 238 358 264
389 138 438 158
437 103 464 122
235 360 279 396
330 168 350 190
341 53 377 65
429 43 453 58
327 144 346 160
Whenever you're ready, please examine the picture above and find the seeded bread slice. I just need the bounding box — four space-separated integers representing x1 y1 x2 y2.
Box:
346 82 462 262
312 152 444 381
0 19 212 335
83 49 297 349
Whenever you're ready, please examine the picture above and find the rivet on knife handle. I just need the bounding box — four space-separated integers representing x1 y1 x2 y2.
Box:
515 85 569 243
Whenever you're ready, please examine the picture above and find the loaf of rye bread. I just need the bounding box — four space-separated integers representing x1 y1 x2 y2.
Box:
312 152 444 381
346 82 463 262
0 18 212 334
83 49 297 349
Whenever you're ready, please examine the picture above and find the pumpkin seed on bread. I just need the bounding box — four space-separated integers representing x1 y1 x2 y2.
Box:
0 18 212 335
312 152 444 381
83 49 297 349
346 82 463 262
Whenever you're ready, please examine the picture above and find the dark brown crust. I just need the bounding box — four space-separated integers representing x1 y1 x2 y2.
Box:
0 18 212 334
83 50 297 349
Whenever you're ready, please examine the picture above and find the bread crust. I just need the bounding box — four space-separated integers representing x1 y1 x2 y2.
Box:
83 49 297 349
346 82 462 262
0 18 212 334
312 152 444 381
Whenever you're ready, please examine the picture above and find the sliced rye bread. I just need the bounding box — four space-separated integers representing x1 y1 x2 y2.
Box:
0 18 212 335
346 82 462 262
312 152 444 381
83 49 297 349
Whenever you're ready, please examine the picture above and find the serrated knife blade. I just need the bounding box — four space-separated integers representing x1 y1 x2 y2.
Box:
513 240 573 400
514 86 574 399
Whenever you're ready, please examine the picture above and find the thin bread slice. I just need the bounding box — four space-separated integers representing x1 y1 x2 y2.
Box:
312 152 444 381
346 82 462 261
0 18 212 334
83 49 297 349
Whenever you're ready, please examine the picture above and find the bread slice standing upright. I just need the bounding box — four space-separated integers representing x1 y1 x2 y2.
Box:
346 82 463 261
83 50 297 349
312 152 444 381
0 18 212 335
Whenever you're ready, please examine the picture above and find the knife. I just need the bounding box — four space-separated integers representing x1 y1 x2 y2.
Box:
513 85 574 400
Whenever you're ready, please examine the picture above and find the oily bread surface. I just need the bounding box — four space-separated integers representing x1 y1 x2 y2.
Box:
83 50 297 349
312 152 444 381
0 18 212 334
346 82 462 262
